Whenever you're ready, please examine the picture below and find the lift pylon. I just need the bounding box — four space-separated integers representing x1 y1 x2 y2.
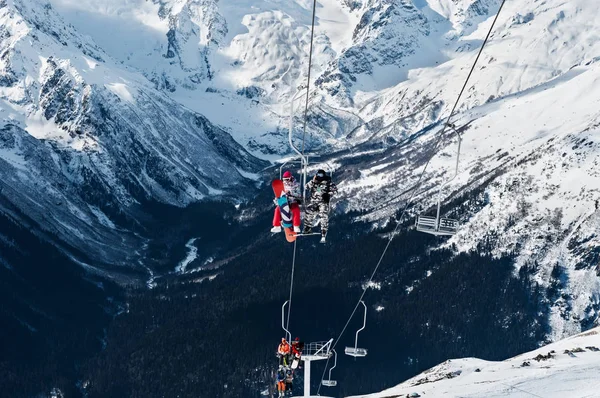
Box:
292 339 333 398
281 303 334 397
416 122 462 236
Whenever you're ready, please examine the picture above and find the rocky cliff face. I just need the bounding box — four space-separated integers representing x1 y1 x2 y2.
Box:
0 0 266 273
3 0 600 342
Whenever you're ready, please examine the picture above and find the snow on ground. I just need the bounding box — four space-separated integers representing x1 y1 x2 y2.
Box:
337 51 600 380
175 238 199 273
351 327 600 398
336 34 600 340
352 0 600 141
45 0 359 153
5 0 599 329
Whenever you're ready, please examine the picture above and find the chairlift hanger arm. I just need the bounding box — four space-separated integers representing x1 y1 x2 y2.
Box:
289 89 310 163
345 301 368 357
432 121 463 224
281 301 291 343
322 349 338 387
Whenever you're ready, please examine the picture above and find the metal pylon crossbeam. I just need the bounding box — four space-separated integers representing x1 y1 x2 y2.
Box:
302 340 333 360
295 339 333 397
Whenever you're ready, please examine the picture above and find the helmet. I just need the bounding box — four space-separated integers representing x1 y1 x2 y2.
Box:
295 337 299 341
316 169 326 180
282 171 292 179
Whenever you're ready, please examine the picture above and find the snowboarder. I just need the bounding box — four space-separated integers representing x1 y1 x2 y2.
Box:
303 169 338 243
278 338 291 367
276 366 287 398
290 337 303 369
284 368 294 396
272 171 302 234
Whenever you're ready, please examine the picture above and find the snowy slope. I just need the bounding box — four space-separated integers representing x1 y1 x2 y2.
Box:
324 0 600 341
0 0 267 271
2 0 600 335
350 327 600 398
22 0 594 156
44 0 358 153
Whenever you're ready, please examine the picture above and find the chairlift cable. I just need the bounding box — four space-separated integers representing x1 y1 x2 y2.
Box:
301 0 318 157
283 0 319 343
286 240 298 332
317 0 508 392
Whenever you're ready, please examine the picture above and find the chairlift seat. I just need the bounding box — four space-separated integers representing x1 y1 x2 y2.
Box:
345 347 368 357
321 380 338 387
416 215 459 236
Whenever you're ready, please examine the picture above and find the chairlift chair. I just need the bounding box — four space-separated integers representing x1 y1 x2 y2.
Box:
321 349 338 387
415 216 459 236
345 301 368 358
415 123 462 236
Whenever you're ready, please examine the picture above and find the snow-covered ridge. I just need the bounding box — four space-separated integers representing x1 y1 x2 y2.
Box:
0 0 267 270
330 0 600 340
1 0 600 340
351 327 600 398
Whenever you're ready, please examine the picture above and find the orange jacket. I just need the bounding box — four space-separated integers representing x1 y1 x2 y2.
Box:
278 342 290 355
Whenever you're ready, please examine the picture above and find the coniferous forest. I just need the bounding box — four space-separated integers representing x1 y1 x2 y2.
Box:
82 198 545 397
1 191 546 398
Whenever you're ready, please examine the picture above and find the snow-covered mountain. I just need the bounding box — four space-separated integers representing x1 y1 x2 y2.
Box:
0 0 267 271
2 0 600 352
330 0 600 341
350 326 600 398
4 0 600 396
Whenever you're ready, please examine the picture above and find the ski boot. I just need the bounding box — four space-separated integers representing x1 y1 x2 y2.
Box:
320 229 327 244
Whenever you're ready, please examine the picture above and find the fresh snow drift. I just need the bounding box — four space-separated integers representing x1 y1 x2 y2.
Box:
351 327 600 398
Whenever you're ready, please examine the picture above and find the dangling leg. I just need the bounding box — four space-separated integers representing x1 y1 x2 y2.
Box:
303 204 316 234
272 207 282 233
319 202 330 243
290 203 301 233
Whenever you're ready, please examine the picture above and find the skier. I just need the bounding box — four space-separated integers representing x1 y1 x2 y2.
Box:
284 368 294 396
277 338 291 367
276 366 287 398
303 169 338 243
272 171 302 234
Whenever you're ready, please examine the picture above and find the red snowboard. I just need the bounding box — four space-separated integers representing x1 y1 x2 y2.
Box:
272 179 296 243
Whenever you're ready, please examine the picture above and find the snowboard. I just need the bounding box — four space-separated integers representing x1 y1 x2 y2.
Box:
272 179 296 243
291 355 300 369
